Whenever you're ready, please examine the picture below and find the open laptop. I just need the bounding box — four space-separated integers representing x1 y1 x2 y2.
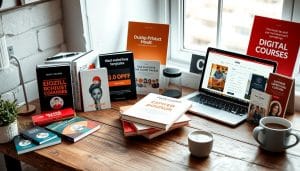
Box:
182 47 277 126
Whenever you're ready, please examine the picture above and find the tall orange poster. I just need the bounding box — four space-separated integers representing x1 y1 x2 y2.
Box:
127 21 170 65
247 15 300 77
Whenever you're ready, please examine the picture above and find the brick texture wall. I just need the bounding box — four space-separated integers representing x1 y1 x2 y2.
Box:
0 0 65 104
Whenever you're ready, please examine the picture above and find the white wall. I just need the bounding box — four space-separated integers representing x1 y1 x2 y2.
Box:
0 0 65 104
63 0 168 53
0 1 65 169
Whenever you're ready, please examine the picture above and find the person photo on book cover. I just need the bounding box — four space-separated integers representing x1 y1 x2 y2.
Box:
268 101 282 117
89 76 103 110
50 97 64 110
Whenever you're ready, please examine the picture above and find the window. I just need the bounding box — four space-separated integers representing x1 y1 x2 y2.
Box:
170 0 296 64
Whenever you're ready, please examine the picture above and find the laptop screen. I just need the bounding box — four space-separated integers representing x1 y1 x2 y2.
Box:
200 48 276 103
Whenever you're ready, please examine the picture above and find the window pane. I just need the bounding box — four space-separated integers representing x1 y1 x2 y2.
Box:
184 0 218 52
184 0 284 54
220 0 284 53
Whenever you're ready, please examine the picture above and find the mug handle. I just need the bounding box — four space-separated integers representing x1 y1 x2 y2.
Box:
284 131 300 149
253 126 264 146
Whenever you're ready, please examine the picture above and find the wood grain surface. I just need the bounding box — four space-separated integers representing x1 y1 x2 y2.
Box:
1 88 299 171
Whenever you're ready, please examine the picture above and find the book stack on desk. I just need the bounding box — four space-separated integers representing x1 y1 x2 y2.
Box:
14 126 61 155
120 93 192 139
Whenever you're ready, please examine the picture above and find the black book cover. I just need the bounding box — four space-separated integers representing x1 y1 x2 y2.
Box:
99 51 137 101
245 74 267 99
36 63 74 111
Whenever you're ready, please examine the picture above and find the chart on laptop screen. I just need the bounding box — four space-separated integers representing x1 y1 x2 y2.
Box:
201 50 275 102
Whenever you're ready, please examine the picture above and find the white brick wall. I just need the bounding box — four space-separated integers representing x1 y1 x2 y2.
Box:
31 0 62 28
38 24 63 51
0 0 65 105
6 31 38 59
2 8 32 35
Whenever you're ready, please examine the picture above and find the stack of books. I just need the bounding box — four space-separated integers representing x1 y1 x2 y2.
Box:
120 93 192 139
14 126 61 155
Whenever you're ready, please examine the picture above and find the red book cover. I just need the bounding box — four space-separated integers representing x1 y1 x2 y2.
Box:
121 120 158 137
247 15 300 77
265 73 294 117
32 108 76 126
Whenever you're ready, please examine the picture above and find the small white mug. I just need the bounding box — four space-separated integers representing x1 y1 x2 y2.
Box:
188 130 213 157
253 116 300 152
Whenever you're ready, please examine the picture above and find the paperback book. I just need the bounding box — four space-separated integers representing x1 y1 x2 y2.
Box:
21 126 58 145
45 50 100 111
247 89 272 125
99 51 136 101
265 73 294 117
134 60 160 95
127 21 170 65
32 108 76 126
121 114 190 139
244 74 268 99
45 116 101 142
36 63 73 111
247 15 300 77
14 135 61 155
121 93 192 130
80 68 111 112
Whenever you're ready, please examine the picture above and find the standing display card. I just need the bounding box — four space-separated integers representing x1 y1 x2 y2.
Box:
247 15 300 77
127 21 170 65
80 68 111 112
266 73 294 117
247 89 272 125
99 51 136 101
134 60 160 95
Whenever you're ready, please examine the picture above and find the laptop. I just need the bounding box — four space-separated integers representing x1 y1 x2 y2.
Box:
182 47 277 126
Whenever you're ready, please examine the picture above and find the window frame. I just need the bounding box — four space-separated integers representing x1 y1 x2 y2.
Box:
169 0 297 68
169 0 300 111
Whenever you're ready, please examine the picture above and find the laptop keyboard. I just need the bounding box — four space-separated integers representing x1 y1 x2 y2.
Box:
189 93 248 116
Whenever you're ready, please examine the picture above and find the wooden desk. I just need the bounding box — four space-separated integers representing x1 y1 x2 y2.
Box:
1 92 300 170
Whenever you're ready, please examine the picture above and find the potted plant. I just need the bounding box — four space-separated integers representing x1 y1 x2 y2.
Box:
0 99 19 143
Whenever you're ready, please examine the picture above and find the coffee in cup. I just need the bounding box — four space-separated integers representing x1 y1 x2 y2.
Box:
253 116 300 152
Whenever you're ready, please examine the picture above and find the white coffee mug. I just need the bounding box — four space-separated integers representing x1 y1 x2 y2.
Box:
188 130 213 157
253 116 300 152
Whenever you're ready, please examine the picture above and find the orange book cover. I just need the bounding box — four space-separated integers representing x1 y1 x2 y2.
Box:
247 15 300 77
265 73 294 117
126 21 170 65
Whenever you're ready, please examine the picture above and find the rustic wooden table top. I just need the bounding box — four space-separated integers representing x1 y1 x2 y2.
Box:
1 89 300 171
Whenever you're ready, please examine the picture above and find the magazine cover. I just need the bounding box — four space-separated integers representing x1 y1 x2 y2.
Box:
134 60 160 95
80 68 111 112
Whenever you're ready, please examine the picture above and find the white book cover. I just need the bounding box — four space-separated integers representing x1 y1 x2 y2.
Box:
121 93 192 130
80 68 111 112
247 89 272 124
134 60 160 95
